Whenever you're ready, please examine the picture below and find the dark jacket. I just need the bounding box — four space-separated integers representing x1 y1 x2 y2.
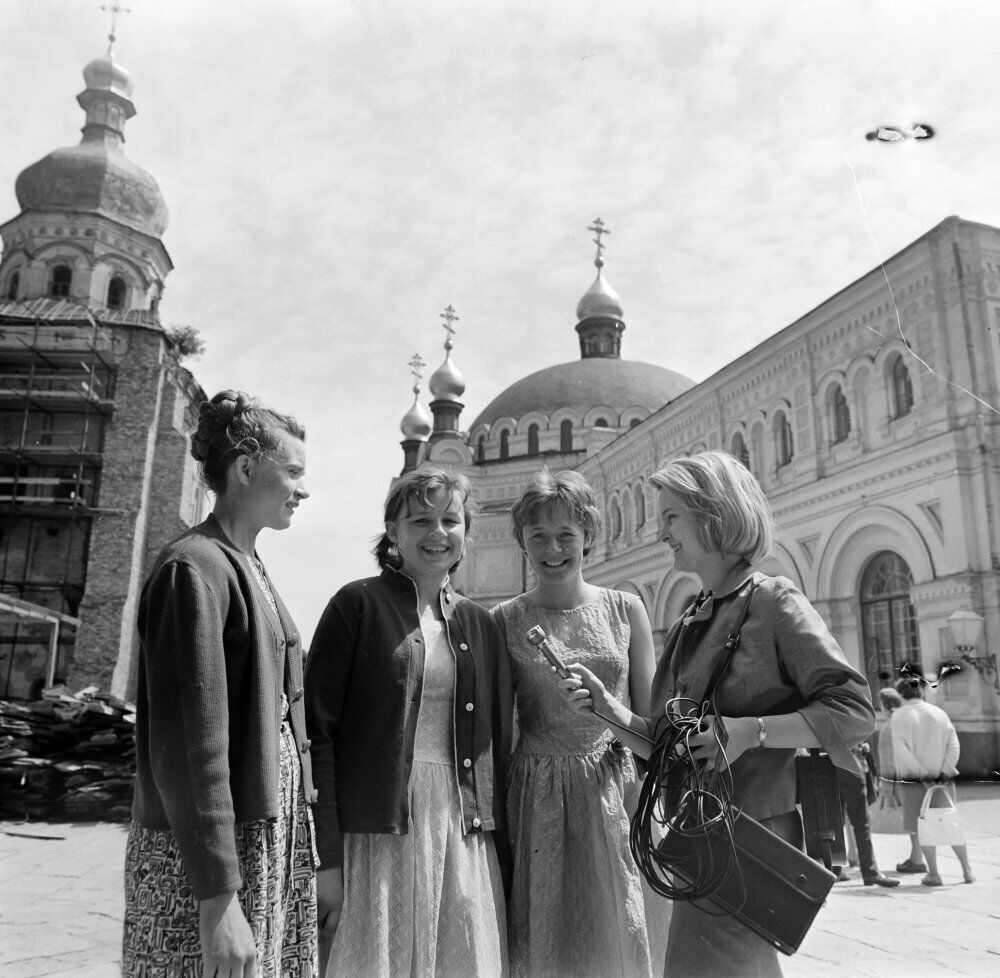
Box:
131 514 316 900
305 567 513 869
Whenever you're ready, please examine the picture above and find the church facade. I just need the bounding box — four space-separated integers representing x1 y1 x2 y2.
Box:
0 44 206 699
406 218 1000 775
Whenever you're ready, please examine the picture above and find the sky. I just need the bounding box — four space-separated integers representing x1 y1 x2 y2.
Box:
3 0 1000 644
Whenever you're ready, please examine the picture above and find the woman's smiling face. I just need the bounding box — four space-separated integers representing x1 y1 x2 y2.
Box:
657 488 713 575
522 503 589 584
386 489 466 584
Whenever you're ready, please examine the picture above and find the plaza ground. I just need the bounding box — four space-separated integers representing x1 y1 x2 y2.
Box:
1 782 998 977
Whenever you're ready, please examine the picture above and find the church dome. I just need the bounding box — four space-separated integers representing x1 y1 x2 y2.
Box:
16 144 169 238
13 49 168 239
429 354 466 402
82 53 133 99
400 399 432 441
470 357 693 430
576 269 624 322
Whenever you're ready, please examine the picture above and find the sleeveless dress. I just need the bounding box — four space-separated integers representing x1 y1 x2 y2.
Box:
494 590 651 978
327 607 508 978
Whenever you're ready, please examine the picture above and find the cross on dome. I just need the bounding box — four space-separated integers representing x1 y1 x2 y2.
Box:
588 217 610 269
100 3 131 55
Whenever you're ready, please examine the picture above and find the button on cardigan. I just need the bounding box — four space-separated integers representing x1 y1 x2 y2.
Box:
304 568 514 869
131 514 316 900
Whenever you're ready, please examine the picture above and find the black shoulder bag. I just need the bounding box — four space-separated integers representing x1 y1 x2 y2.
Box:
630 579 836 956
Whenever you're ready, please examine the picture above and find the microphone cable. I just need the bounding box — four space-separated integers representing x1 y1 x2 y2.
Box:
629 696 749 913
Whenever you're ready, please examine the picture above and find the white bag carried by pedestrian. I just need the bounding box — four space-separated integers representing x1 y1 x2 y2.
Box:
917 783 965 847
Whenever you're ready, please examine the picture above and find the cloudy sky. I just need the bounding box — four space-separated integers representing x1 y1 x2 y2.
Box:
3 0 1000 642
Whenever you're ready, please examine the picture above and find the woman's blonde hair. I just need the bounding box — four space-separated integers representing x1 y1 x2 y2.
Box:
649 450 774 564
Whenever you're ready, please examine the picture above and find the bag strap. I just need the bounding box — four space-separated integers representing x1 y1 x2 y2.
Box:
701 578 759 711
920 783 957 815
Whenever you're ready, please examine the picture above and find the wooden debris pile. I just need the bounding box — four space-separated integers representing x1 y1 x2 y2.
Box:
0 684 135 822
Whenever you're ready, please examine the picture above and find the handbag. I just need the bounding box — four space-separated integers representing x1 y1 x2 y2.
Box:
639 579 837 956
917 783 965 847
657 804 836 955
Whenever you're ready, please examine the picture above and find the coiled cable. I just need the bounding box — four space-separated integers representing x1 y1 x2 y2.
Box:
629 697 748 913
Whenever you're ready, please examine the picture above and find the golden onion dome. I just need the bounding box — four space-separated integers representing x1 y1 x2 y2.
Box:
576 268 624 322
400 398 432 441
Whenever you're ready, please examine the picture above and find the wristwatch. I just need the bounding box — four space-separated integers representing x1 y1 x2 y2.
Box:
756 717 767 748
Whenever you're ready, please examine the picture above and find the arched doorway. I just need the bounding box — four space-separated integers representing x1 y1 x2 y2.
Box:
860 551 921 690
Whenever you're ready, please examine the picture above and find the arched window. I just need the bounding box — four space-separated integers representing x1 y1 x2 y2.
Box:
475 435 485 464
499 429 510 460
831 385 851 444
527 424 539 455
6 271 19 300
629 418 641 429
50 264 72 298
610 498 622 539
890 356 913 419
594 417 609 428
730 432 750 469
634 483 646 528
860 551 920 691
106 276 127 311
773 410 794 467
560 420 573 452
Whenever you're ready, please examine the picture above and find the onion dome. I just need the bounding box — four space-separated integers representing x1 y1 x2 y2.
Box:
576 268 624 322
401 398 432 441
14 50 168 239
429 353 466 402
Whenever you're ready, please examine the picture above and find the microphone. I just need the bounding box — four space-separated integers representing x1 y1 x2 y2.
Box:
525 625 572 679
525 624 653 745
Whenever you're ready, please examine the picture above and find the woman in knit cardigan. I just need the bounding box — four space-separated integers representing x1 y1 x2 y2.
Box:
122 390 317 977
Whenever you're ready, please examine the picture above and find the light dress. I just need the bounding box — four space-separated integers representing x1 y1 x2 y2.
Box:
493 589 651 978
327 606 508 978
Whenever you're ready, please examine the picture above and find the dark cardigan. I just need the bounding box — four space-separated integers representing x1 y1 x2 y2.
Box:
305 568 513 869
131 514 316 900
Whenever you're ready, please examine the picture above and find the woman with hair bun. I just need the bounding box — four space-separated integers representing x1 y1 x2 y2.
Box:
122 390 316 977
493 468 654 978
305 465 512 978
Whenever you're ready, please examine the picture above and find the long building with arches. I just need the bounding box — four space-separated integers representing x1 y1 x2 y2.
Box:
404 215 1000 774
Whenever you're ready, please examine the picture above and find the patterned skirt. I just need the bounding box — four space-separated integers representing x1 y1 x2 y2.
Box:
327 757 508 978
121 723 318 977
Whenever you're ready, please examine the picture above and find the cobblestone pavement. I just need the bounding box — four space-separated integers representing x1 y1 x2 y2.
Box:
1 783 998 977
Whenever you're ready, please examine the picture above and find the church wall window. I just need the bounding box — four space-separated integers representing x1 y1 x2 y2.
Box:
476 435 485 463
50 264 72 298
6 271 19 300
830 384 851 444
527 424 539 455
594 418 609 428
499 429 510 460
634 483 646 528
730 431 750 469
560 419 573 452
610 498 622 540
860 551 920 691
629 418 641 429
890 355 913 419
773 410 794 467
106 276 127 311
750 423 765 481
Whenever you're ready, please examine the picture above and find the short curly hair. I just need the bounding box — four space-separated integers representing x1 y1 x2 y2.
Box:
510 469 602 555
649 451 774 564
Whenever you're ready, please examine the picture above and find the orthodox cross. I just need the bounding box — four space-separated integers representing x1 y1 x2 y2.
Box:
100 3 132 54
439 305 459 352
588 217 610 268
408 352 426 394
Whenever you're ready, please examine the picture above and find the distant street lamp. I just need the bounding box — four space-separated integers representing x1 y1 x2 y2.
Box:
946 609 998 695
